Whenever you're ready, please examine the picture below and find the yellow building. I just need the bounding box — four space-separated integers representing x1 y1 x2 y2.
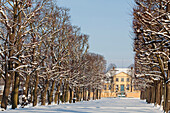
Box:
101 67 140 98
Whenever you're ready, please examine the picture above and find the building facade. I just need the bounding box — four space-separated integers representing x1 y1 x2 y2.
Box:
101 67 140 98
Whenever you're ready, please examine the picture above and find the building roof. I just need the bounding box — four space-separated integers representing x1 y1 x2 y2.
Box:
114 68 132 75
105 68 134 78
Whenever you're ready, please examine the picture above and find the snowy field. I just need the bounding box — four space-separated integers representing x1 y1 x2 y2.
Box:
1 98 162 113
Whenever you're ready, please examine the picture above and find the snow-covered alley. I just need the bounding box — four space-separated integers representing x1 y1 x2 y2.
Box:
2 98 162 113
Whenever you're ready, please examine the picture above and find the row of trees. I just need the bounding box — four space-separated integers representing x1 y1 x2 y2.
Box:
0 0 106 110
133 0 170 112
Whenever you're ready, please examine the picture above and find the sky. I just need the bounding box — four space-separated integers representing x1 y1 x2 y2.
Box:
57 0 135 68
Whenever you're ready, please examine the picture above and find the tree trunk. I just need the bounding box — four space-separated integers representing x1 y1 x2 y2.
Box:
10 73 15 107
80 90 82 101
54 79 62 104
76 87 80 102
1 72 11 109
12 72 20 109
33 72 39 106
85 88 87 101
156 81 162 105
146 88 148 103
165 62 170 113
1 0 17 108
150 86 153 103
48 80 55 105
11 0 22 109
167 61 170 112
140 91 143 100
88 86 91 101
83 87 86 101
140 90 146 100
151 86 155 104
166 83 170 113
154 83 157 106
93 88 95 100
61 80 65 103
146 87 151 103
30 86 33 104
164 82 168 112
41 79 49 105
96 89 99 100
21 74 30 107
65 81 69 103
69 87 73 103
54 91 58 104
58 92 60 105
99 89 101 99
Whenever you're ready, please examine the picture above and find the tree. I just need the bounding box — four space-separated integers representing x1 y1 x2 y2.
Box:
0 0 106 110
133 0 170 112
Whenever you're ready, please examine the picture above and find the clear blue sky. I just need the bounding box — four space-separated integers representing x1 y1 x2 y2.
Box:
57 0 135 68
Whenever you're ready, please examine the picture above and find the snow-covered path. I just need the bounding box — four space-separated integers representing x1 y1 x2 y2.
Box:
2 98 162 113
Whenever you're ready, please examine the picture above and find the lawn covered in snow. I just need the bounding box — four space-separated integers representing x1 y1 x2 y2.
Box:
1 98 162 113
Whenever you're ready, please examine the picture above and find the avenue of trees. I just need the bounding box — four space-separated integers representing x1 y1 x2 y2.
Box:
0 0 106 110
133 0 170 112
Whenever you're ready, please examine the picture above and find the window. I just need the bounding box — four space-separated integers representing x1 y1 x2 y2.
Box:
116 85 119 91
126 84 129 90
104 85 107 90
116 78 119 82
127 78 129 82
121 78 124 82
109 85 111 90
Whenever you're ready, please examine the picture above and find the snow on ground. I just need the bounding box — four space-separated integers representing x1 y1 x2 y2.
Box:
1 98 163 113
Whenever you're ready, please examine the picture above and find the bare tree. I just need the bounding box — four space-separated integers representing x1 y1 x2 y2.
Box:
133 0 170 112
